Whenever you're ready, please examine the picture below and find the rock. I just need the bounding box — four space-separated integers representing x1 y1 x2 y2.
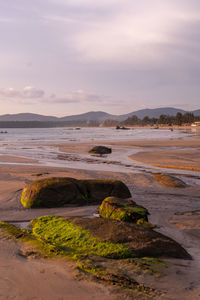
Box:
153 173 186 188
71 217 191 259
116 126 130 130
99 197 149 223
89 146 112 155
21 177 131 208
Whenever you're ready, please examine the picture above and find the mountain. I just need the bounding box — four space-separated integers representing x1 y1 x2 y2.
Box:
60 111 114 122
59 107 196 122
193 109 200 116
0 107 199 123
0 113 58 122
117 107 186 120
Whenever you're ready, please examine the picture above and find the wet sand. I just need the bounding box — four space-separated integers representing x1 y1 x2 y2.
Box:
130 149 200 171
0 155 38 164
100 137 200 148
0 236 113 300
49 137 200 154
0 136 200 299
55 137 200 172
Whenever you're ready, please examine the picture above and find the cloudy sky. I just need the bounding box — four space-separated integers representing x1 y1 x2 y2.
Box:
0 0 200 116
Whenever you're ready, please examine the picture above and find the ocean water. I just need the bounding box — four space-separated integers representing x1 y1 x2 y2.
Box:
0 127 192 143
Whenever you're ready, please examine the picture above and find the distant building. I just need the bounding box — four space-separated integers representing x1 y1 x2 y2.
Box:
191 121 200 127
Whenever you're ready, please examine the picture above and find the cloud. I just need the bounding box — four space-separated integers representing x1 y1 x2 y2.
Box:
0 17 13 23
0 86 45 99
0 87 103 105
23 86 45 98
71 1 200 65
63 90 100 102
48 90 101 103
47 0 121 8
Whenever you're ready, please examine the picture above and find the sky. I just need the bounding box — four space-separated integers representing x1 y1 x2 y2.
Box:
0 0 200 116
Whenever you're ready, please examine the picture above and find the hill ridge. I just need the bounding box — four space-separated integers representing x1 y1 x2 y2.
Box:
0 107 199 122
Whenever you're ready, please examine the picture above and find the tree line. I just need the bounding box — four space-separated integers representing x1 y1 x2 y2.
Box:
0 112 199 128
103 112 200 127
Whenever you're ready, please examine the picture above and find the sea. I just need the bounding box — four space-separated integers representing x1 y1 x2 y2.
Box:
0 127 193 143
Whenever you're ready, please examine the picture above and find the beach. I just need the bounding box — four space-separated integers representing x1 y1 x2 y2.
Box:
0 130 200 299
2 0 200 297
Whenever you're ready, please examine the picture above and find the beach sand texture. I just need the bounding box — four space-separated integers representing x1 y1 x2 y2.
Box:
0 136 200 299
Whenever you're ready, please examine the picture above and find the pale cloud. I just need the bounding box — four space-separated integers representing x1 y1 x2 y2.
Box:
63 90 100 102
74 3 200 64
0 87 103 105
0 87 45 99
47 0 121 8
48 90 101 103
0 17 13 23
23 86 45 98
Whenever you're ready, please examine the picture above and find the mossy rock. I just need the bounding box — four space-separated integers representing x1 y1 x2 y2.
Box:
89 146 112 155
99 197 149 223
0 215 191 266
153 173 186 188
71 217 191 260
21 177 131 208
30 216 133 259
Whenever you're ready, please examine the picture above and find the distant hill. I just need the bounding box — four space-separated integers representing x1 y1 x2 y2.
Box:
60 111 115 122
0 113 58 122
193 109 200 116
0 107 199 124
117 107 186 120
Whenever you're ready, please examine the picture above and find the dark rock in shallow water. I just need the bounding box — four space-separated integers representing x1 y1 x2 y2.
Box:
21 177 131 208
71 217 191 260
99 197 149 223
116 126 130 130
89 146 112 155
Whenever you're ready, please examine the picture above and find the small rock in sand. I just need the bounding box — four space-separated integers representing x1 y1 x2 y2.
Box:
89 146 112 155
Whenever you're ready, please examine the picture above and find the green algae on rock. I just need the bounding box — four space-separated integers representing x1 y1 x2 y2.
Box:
30 215 191 260
21 177 131 208
99 197 149 223
30 216 133 259
153 173 186 188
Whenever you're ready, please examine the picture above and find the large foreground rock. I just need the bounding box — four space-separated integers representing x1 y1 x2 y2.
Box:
71 217 191 259
21 177 131 208
99 197 149 223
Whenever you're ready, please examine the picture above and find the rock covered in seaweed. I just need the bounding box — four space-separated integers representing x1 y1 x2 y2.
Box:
71 217 191 260
21 177 131 208
99 197 149 223
89 145 112 155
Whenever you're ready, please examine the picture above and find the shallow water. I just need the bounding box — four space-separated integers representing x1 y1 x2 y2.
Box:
8 221 30 229
0 127 192 143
